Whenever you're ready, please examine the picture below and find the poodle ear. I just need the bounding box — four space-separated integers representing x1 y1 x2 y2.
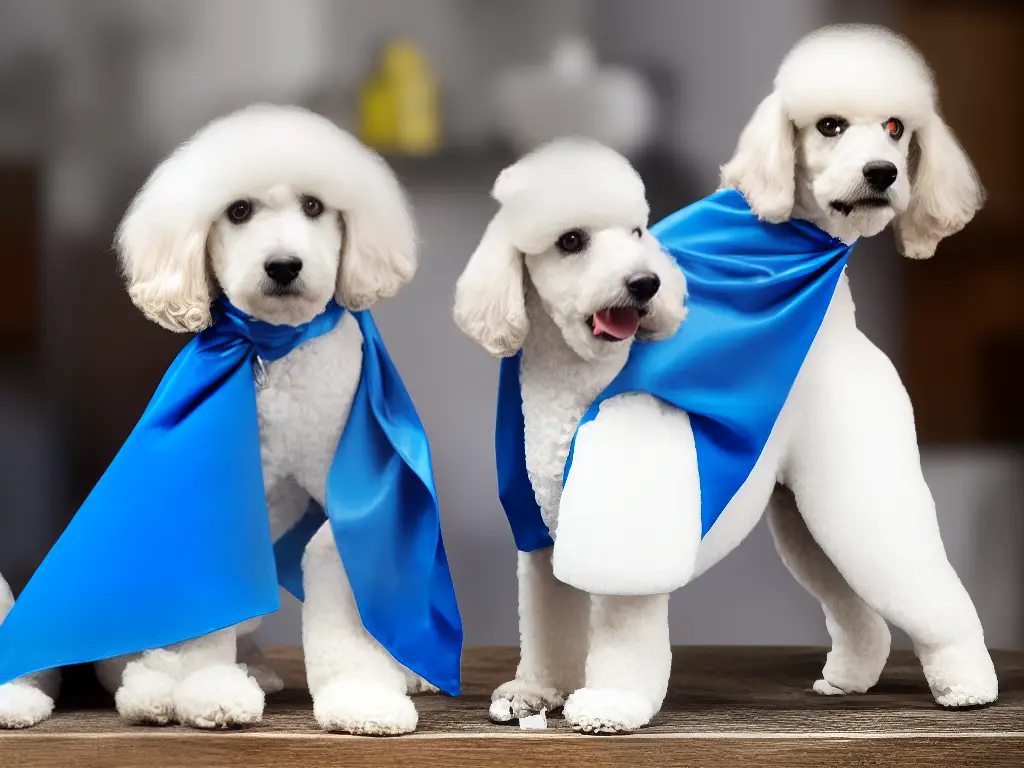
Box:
894 111 984 260
116 175 213 333
336 159 418 310
453 213 528 357
719 91 796 222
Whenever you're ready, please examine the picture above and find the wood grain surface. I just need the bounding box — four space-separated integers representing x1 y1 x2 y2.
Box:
1 646 1021 767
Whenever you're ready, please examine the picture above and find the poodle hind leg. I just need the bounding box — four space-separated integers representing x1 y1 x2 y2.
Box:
301 522 417 735
237 633 284 695
767 486 890 695
403 668 440 695
563 594 670 734
490 548 589 723
789 346 996 707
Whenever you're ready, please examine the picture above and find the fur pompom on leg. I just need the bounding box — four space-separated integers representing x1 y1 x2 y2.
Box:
173 664 265 729
562 688 653 734
0 682 55 729
115 659 178 726
919 641 998 708
313 679 417 735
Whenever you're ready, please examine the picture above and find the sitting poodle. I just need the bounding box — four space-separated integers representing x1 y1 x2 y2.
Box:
0 105 461 734
455 24 994 734
0 574 59 728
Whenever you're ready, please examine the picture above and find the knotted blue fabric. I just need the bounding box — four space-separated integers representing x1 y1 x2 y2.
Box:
0 299 463 695
497 189 855 552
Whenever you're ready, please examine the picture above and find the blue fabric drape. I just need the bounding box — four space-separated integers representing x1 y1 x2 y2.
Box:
496 189 853 550
0 299 462 695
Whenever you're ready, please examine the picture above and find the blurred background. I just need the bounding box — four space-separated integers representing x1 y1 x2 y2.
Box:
1 0 1022 652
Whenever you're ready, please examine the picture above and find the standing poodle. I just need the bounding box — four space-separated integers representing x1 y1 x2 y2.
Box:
0 104 460 734
455 25 994 734
455 139 692 732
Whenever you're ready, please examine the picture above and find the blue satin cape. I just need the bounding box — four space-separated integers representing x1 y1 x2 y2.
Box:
0 300 463 695
497 189 855 552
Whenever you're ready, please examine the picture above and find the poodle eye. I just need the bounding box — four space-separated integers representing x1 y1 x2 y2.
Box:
556 229 588 255
885 117 905 141
226 200 252 224
632 227 644 239
302 195 325 219
815 117 848 138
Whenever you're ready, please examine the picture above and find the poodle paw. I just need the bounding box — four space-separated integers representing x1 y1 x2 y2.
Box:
489 679 565 723
815 619 891 695
920 642 998 708
0 683 55 729
173 665 264 729
115 661 178 726
563 688 654 734
313 680 417 735
246 663 285 695
812 679 848 696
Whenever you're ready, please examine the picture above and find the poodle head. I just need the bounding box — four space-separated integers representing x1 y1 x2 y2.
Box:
720 24 983 258
116 104 417 332
454 139 687 361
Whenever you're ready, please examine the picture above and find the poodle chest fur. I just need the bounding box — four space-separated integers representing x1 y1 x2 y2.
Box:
519 290 630 536
257 312 364 540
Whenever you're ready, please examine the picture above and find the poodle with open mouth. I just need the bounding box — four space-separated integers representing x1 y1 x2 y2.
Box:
455 24 995 734
455 138 692 732
0 104 460 734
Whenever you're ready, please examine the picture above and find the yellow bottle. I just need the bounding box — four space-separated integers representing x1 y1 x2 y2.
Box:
359 39 440 156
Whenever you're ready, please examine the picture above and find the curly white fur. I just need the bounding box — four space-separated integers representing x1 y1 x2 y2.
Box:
456 140 689 733
0 574 60 729
33 103 424 734
721 24 983 258
458 25 995 735
117 103 416 333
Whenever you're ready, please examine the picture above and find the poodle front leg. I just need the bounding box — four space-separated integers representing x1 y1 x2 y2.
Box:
170 627 265 729
0 668 60 730
0 576 61 729
766 486 890 695
788 340 996 707
301 521 416 735
563 593 671 734
490 548 590 723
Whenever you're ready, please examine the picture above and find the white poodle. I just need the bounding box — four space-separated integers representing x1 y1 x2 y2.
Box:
107 104 445 734
0 574 60 728
0 104 446 734
455 25 995 734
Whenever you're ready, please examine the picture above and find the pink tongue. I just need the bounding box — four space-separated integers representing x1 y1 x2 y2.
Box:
593 307 640 339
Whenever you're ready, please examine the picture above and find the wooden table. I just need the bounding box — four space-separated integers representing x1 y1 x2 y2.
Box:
2 646 1021 767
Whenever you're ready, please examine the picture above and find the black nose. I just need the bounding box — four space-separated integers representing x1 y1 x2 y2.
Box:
264 256 303 286
863 161 898 192
626 273 661 303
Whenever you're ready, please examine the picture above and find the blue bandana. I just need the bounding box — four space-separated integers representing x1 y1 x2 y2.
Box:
0 299 463 695
497 189 854 552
